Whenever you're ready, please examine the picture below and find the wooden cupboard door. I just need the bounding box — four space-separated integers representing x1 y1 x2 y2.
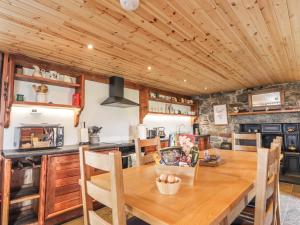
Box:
161 140 169 148
44 148 118 220
45 153 82 219
144 140 169 153
198 136 210 150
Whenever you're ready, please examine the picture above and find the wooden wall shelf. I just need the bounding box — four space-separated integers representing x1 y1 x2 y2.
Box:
139 87 199 123
1 54 85 127
148 112 196 117
10 194 40 205
229 109 300 116
15 74 80 88
13 101 80 110
148 97 194 106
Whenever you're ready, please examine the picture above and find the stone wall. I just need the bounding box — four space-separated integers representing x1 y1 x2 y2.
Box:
195 82 300 147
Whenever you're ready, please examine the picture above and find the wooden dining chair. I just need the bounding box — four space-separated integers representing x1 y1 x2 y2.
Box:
232 133 261 152
273 136 283 159
134 136 161 167
271 138 282 225
79 146 148 225
232 142 281 225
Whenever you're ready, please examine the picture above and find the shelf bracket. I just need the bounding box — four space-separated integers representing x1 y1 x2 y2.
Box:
74 109 82 127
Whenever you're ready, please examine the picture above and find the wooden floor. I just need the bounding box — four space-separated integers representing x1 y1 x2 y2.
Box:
63 182 300 225
63 207 113 225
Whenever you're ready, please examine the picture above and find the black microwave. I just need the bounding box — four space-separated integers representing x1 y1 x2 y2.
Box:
14 125 64 150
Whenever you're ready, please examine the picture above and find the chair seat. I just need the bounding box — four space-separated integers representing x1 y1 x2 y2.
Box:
127 216 149 225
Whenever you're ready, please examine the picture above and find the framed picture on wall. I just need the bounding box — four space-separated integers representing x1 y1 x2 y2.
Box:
213 104 228 125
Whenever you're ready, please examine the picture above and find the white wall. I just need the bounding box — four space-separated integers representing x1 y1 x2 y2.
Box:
3 79 192 149
3 80 139 149
79 80 139 142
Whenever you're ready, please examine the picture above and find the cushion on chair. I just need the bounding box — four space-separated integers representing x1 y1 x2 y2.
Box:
127 216 149 225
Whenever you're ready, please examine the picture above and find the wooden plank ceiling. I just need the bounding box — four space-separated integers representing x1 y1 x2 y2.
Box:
0 0 299 95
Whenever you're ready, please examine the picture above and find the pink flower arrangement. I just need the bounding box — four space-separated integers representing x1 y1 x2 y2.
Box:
179 136 194 155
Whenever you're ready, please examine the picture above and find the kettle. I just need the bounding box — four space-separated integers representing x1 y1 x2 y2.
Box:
154 127 166 138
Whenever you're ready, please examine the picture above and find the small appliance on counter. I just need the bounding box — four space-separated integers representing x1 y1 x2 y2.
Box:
154 127 166 138
14 124 64 150
80 122 89 145
146 129 157 139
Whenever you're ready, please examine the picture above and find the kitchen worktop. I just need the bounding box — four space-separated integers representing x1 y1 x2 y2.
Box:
2 142 135 159
2 136 210 159
2 138 172 159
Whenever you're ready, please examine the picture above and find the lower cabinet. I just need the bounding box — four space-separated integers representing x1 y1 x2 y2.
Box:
45 153 82 219
144 140 169 153
44 148 118 223
284 153 300 173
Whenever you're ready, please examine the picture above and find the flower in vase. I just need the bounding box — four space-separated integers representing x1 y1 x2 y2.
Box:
179 136 194 155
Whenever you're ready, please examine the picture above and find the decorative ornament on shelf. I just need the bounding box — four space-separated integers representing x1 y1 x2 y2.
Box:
32 65 42 77
32 84 48 103
120 0 139 11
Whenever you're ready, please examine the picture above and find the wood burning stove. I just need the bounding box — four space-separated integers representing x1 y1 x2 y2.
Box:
239 123 300 183
283 124 300 152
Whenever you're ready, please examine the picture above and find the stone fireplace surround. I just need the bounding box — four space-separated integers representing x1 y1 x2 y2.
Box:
195 81 300 147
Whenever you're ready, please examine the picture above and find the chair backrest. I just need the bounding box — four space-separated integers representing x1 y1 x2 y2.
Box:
79 146 126 225
134 136 161 166
273 136 283 152
232 133 261 151
254 143 281 225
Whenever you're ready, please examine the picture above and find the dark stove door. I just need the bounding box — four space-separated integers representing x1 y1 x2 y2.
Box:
262 134 280 148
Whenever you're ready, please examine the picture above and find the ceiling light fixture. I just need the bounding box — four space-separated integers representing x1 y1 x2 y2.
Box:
147 66 152 71
183 79 187 82
120 0 140 11
204 86 208 90
87 44 93 49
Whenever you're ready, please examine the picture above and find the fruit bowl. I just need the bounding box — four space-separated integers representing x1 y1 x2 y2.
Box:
156 176 181 195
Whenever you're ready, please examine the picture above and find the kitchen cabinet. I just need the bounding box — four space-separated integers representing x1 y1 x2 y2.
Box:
45 153 82 219
198 135 210 150
44 148 118 223
284 153 300 174
144 140 169 153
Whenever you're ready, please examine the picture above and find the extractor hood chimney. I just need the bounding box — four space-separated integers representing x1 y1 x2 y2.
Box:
100 76 139 108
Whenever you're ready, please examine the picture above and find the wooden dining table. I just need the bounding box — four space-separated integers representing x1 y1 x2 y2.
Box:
91 150 257 225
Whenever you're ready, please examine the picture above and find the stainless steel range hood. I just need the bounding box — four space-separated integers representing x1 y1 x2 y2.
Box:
101 76 139 108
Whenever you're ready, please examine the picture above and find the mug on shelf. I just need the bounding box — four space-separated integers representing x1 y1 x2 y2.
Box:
22 67 34 76
16 94 24 102
64 75 72 83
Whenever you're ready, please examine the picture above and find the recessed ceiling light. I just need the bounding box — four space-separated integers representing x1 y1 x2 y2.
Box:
87 44 93 49
120 0 140 11
183 79 187 82
204 86 208 90
147 66 152 71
